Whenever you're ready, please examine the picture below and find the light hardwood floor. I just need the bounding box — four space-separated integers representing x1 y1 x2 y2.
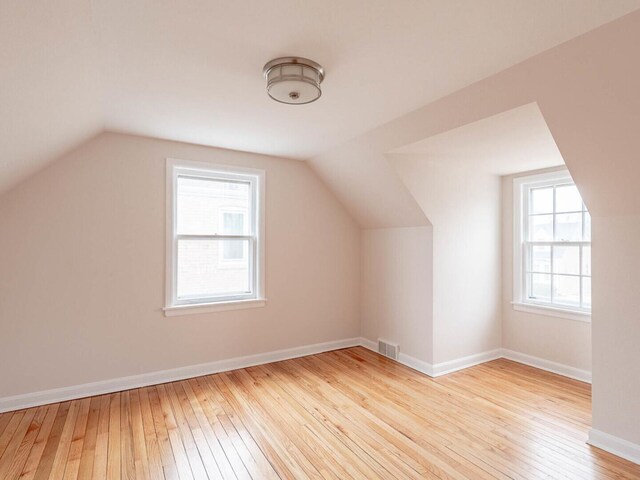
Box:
0 346 638 479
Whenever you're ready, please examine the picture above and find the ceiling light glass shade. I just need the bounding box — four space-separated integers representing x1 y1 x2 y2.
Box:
263 57 324 105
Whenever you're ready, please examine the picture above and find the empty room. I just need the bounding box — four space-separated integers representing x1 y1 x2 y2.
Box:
1 1 640 478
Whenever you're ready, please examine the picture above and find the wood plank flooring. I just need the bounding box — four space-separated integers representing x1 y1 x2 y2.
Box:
0 347 638 479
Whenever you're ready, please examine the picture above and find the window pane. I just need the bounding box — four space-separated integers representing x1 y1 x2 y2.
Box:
553 246 580 275
555 213 582 242
529 273 551 302
583 211 591 241
529 214 553 241
177 176 250 235
177 238 250 299
222 238 246 260
221 211 246 236
530 245 551 273
530 187 553 214
582 246 591 276
555 184 582 212
582 277 592 309
553 274 580 307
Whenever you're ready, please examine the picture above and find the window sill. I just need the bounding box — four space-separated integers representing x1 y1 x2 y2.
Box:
511 302 591 323
163 299 266 317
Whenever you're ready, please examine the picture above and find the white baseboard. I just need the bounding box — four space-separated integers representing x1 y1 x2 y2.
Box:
358 337 501 377
380 348 503 378
0 337 362 413
359 337 591 384
360 337 505 378
431 349 502 376
397 352 434 376
360 341 640 466
0 337 594 414
501 348 592 383
359 337 377 352
359 337 435 375
588 429 640 465
6 338 630 465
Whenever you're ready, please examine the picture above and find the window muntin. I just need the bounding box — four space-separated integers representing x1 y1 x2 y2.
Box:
167 161 264 308
516 171 591 314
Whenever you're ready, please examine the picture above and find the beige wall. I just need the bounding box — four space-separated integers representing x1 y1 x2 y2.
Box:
312 11 640 446
501 169 591 371
360 226 433 364
591 215 640 442
0 132 361 398
392 157 502 364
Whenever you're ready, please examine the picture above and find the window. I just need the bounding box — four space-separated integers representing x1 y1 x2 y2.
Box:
219 209 247 262
513 170 591 321
165 159 265 315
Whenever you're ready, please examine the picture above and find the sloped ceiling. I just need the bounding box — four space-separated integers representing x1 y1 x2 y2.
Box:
310 10 640 227
389 103 564 176
1 0 639 194
0 0 103 193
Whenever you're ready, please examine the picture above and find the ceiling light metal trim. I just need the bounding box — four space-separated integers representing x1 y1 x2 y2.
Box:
262 57 325 105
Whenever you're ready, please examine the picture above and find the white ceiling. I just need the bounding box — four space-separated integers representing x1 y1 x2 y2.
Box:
390 103 565 176
1 0 639 193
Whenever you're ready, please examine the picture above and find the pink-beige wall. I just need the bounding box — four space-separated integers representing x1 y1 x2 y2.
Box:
0 132 361 398
501 169 591 372
360 226 433 364
591 215 640 444
391 156 502 364
312 10 640 447
358 155 503 369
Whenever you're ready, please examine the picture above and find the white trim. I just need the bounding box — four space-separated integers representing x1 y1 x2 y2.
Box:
359 337 591 384
0 339 596 416
501 348 591 383
358 337 501 377
431 349 503 377
163 298 266 316
0 337 361 413
359 337 378 352
512 301 591 323
398 352 434 376
165 158 266 314
359 337 436 375
588 429 640 465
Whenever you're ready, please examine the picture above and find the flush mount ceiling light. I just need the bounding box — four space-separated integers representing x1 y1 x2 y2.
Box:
263 57 325 105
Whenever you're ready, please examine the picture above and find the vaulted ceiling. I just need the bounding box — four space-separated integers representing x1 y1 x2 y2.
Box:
2 0 639 193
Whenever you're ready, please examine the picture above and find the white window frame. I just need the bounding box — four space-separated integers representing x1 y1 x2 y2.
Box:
512 170 591 322
164 158 266 316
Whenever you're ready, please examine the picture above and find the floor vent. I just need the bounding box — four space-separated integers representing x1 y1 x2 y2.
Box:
378 339 399 360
